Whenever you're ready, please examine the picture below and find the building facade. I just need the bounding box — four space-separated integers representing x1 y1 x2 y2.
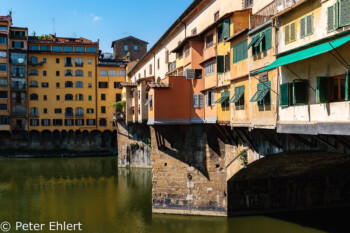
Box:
111 36 148 61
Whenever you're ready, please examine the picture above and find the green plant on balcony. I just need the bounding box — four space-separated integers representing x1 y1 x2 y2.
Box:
109 100 125 113
35 34 53 41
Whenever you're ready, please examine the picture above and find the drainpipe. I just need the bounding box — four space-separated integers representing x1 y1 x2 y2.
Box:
273 18 280 127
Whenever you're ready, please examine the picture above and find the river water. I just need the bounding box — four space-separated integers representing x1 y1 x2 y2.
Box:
0 156 346 233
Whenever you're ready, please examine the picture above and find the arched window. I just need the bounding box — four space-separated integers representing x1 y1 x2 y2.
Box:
29 69 38 76
65 94 73 101
75 70 83 76
65 107 73 117
75 58 83 66
12 105 26 116
30 57 38 64
65 57 73 67
29 81 38 87
75 107 84 117
75 81 83 88
65 69 73 76
99 118 107 126
30 94 38 100
30 107 39 117
65 81 73 88
75 94 83 101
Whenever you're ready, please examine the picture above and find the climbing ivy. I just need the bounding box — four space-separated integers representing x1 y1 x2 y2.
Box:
239 150 248 168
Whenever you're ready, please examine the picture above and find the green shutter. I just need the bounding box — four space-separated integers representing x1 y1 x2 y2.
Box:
316 77 329 103
280 83 290 107
233 46 237 63
339 0 350 27
243 40 248 59
346 70 350 100
328 5 335 32
285 25 290 43
223 19 230 39
227 53 230 71
293 80 308 105
217 56 224 73
306 14 313 36
265 28 272 50
290 22 296 41
300 17 306 38
335 2 339 29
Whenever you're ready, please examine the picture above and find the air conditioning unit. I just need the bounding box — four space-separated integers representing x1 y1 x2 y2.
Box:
185 68 195 80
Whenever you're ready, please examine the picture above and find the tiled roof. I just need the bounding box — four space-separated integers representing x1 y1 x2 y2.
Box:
146 82 170 91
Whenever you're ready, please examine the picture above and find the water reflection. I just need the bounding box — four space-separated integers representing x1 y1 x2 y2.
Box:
0 157 343 233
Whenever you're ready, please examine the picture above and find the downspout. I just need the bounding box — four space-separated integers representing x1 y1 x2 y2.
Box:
274 18 280 127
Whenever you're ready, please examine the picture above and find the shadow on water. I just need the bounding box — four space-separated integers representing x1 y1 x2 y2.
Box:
0 157 348 233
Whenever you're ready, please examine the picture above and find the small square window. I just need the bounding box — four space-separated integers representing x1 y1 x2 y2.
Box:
88 83 92 88
134 45 138 51
56 58 59 63
101 106 106 113
43 95 47 101
56 83 60 88
56 71 60 76
43 58 47 63
88 95 92 101
56 95 60 101
43 108 47 114
101 94 106 100
88 71 92 77
88 59 92 64
43 71 47 76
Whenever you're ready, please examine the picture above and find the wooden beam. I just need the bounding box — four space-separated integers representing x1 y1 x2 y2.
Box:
259 129 283 149
290 134 315 148
237 128 257 152
313 135 337 149
215 124 228 143
222 126 238 146
333 135 350 149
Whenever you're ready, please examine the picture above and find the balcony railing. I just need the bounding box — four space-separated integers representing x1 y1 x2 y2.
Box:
9 35 27 40
65 113 74 117
75 113 84 117
276 0 305 14
28 61 44 67
75 62 84 67
11 83 26 90
65 63 73 67
12 111 26 117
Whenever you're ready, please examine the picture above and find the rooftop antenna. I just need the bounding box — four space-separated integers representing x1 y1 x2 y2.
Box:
51 18 55 34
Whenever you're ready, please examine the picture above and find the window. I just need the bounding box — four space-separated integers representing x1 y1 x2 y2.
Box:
29 69 38 76
249 27 272 55
88 59 92 64
30 107 39 117
75 70 83 76
185 45 190 57
40 45 50 51
65 94 73 101
42 82 49 88
205 61 215 77
30 56 38 64
65 70 73 76
118 70 126 76
214 11 220 21
217 24 223 43
116 94 122 102
0 64 7 72
206 34 214 49
0 104 7 110
192 27 197 35
88 71 92 77
314 74 348 103
88 95 92 101
65 81 73 88
86 47 97 52
63 46 73 52
88 83 92 88
75 107 84 117
29 45 39 51
87 119 96 126
100 70 108 76
56 83 60 88
10 53 26 64
75 46 85 52
229 86 245 109
99 118 107 126
101 106 106 113
0 91 7 98
0 116 9 126
224 52 230 72
149 64 152 75
12 41 24 49
65 107 73 117
328 2 350 32
43 108 47 114
0 78 7 86
101 94 106 100
165 50 169 64
114 82 121 89
0 26 7 31
43 58 47 63
0 51 6 58
98 82 108 88
40 119 50 126
285 22 296 44
43 71 47 76
65 119 74 126
250 81 271 106
56 95 60 101
30 81 38 87
56 71 60 76
109 70 116 76
87 108 94 114
56 58 60 64
43 95 47 101
75 58 84 66
217 91 230 110
75 119 84 126
193 94 204 108
30 119 39 126
157 58 160 69
300 14 313 38
233 40 248 63
178 50 183 59
11 66 25 77
65 57 73 66
0 37 6 44
30 94 38 100
52 46 62 52
134 45 138 51
124 45 128 53
53 119 63 126
75 81 83 88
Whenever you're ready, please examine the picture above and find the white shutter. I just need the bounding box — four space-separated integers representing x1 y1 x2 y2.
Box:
193 94 198 108
211 91 215 106
199 94 204 108
185 69 195 79
205 92 209 107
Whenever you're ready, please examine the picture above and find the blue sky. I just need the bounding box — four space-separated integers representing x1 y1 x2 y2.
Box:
0 0 193 53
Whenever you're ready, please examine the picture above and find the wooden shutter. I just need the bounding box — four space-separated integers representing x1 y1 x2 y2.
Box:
223 19 230 39
211 91 215 106
316 77 329 103
285 25 290 44
306 14 313 36
340 0 350 27
335 2 339 29
216 56 224 73
280 83 290 107
300 17 306 38
193 94 198 108
346 70 350 100
205 92 209 107
243 40 248 59
290 22 296 42
293 80 308 105
265 28 272 50
226 52 230 71
328 5 335 32
199 94 204 108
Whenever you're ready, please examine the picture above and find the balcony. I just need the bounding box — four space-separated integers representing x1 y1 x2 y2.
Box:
28 61 44 67
75 62 84 67
276 0 306 14
12 111 26 117
9 34 27 40
11 82 26 90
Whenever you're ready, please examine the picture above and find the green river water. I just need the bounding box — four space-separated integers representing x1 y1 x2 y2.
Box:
0 156 347 233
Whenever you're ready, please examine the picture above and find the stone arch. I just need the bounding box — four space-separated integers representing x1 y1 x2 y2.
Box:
82 130 90 146
0 131 11 147
111 130 118 148
68 130 75 146
75 130 82 148
90 130 102 147
41 130 52 149
102 130 112 148
52 130 61 148
61 130 68 148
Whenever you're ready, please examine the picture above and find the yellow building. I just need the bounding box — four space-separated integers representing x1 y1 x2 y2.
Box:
97 59 127 131
27 35 99 132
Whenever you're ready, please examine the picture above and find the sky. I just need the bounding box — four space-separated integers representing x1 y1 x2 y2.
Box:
0 0 193 53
